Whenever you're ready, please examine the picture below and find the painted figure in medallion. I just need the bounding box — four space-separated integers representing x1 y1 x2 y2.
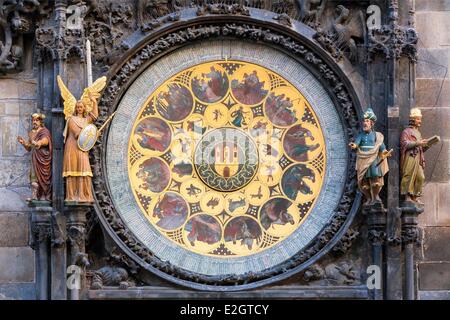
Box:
192 66 228 103
156 83 193 122
260 198 294 230
400 108 440 205
57 76 107 203
283 124 320 162
17 113 52 202
265 92 298 126
153 192 188 230
137 158 170 193
224 217 262 250
186 215 221 246
134 117 172 152
231 71 268 105
281 164 315 200
349 108 391 205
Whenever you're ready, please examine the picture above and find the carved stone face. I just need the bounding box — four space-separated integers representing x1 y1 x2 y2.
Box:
363 119 373 132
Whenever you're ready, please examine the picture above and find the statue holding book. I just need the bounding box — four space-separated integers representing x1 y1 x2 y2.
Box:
400 108 440 205
349 108 392 206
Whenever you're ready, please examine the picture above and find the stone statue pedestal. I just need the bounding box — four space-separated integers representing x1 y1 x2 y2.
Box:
28 200 52 207
400 201 424 300
64 202 92 300
30 204 52 300
364 201 387 300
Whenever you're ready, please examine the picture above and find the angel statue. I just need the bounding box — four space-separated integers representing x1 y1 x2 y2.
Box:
57 76 107 203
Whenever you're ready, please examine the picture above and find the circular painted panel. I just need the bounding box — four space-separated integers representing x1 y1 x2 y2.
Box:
106 40 348 278
127 60 326 258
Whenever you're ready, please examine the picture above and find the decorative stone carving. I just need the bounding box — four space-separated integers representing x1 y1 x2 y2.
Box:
197 2 250 17
400 203 424 246
329 5 364 62
35 27 57 61
90 266 132 289
314 5 365 62
92 22 361 288
31 223 51 250
0 0 43 73
35 1 86 62
368 229 386 246
332 227 360 255
303 261 359 285
66 1 88 30
367 25 418 62
401 226 420 245
273 13 292 27
272 0 296 16
51 211 66 248
313 29 342 60
89 248 138 289
297 0 327 29
83 1 133 67
137 0 180 31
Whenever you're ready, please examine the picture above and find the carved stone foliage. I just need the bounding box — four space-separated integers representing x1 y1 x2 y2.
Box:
368 229 386 246
196 3 249 16
367 25 418 62
332 227 360 255
92 21 361 289
84 0 134 66
0 0 47 73
302 260 360 286
30 223 51 250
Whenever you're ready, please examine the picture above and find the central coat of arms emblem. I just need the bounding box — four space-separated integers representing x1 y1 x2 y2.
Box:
194 128 259 192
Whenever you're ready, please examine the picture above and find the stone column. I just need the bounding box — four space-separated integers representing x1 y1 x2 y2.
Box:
65 204 90 300
400 203 423 300
365 203 387 300
30 205 52 300
367 0 418 299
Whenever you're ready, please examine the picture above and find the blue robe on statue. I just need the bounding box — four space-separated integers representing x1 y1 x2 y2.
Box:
354 130 386 178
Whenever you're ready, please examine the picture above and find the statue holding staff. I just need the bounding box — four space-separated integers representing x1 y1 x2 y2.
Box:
17 113 53 202
57 75 107 203
349 108 392 205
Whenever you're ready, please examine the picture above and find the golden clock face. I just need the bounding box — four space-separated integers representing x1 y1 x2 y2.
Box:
128 60 326 258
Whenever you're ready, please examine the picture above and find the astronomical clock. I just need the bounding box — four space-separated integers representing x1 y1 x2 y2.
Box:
98 39 357 291
128 60 326 258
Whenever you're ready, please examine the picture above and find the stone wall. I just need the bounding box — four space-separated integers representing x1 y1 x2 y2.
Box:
415 0 450 300
0 46 37 299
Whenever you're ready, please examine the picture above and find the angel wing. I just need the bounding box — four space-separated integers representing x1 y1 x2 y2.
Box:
57 75 77 120
80 76 107 114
